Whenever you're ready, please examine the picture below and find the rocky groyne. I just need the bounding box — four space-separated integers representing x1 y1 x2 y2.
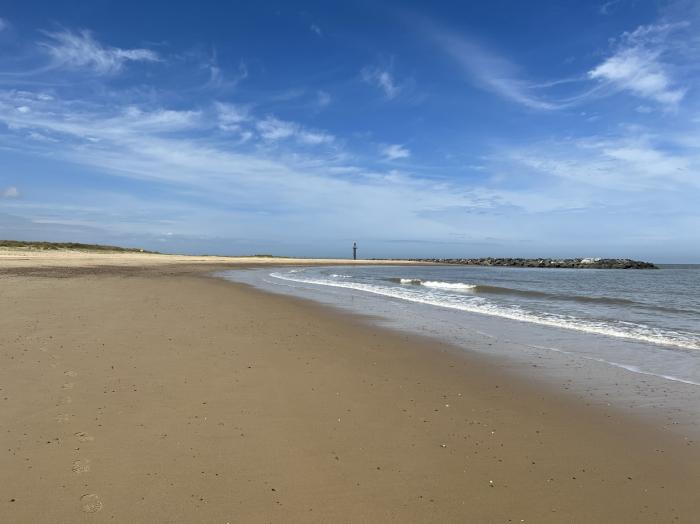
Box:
407 257 658 269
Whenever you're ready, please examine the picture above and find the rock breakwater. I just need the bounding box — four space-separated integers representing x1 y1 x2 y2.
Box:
406 258 658 269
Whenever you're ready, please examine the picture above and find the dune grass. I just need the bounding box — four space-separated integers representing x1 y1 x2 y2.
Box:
0 240 157 253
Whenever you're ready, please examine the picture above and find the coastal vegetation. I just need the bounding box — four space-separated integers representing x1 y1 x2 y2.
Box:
0 240 156 253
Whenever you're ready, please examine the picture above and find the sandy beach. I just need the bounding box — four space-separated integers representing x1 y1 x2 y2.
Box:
0 248 424 269
1 252 699 523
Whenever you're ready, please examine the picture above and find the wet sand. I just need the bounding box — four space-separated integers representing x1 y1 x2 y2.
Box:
1 260 699 522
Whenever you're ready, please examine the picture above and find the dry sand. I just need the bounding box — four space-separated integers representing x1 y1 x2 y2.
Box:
1 252 699 522
0 247 421 269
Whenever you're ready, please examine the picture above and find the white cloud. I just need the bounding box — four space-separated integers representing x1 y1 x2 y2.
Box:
27 131 58 142
381 144 411 160
39 29 160 74
432 31 562 110
426 17 693 111
2 186 19 198
256 116 334 144
361 67 401 99
599 0 623 15
310 24 322 37
0 89 503 245
589 48 684 105
0 17 8 32
205 58 248 90
317 90 331 107
256 116 297 140
114 106 201 132
215 102 249 131
588 23 687 106
0 94 202 145
0 90 335 152
502 134 698 192
297 130 334 145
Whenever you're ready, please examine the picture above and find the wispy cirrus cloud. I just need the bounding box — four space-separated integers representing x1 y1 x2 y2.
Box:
0 93 201 141
426 13 694 111
425 26 610 111
599 0 624 15
431 30 564 110
38 29 160 74
0 90 333 149
2 186 19 198
588 48 684 105
588 23 688 106
500 133 699 192
215 101 249 131
316 90 331 107
204 52 248 90
361 66 401 99
381 144 411 160
0 88 506 248
256 116 335 145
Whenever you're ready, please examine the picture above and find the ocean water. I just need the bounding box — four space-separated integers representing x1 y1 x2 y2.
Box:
219 264 700 416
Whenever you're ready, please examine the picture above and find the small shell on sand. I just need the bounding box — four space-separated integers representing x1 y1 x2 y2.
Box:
80 493 103 513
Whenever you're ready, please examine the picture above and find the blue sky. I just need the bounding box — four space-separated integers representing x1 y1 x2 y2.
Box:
1 0 699 261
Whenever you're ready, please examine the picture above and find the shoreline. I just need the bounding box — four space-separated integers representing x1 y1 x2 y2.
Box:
223 265 700 439
1 257 699 521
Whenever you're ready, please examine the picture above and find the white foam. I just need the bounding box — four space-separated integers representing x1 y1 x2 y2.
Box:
421 280 477 292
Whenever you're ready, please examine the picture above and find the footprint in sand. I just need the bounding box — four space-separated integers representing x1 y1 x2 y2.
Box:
64 370 78 377
74 431 94 442
80 493 102 513
62 382 75 390
72 458 91 474
55 413 71 423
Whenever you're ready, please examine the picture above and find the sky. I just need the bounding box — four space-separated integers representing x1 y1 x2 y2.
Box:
1 0 699 261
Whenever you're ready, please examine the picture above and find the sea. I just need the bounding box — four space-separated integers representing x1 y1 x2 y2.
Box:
219 264 700 430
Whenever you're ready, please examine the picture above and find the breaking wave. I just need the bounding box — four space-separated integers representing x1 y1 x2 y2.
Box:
388 279 696 314
272 271 700 351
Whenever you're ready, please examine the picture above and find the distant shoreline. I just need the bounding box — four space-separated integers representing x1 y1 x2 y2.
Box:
0 240 660 268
